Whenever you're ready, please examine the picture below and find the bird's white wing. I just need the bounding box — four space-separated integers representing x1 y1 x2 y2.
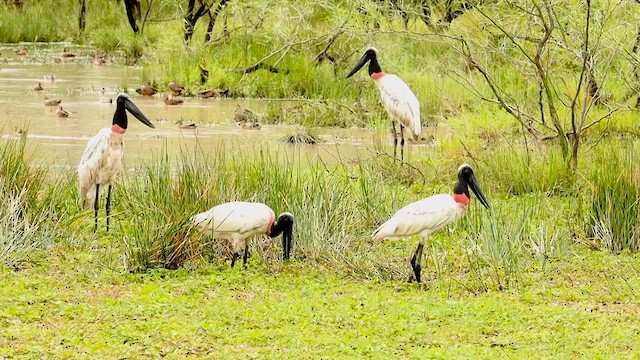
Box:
377 75 421 138
191 202 274 237
372 194 459 241
77 128 111 208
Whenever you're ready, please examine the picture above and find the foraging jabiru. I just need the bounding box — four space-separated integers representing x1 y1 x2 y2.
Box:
372 164 490 283
190 202 295 267
77 93 155 232
346 47 421 161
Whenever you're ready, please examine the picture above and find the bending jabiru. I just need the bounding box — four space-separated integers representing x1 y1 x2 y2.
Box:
77 93 155 232
346 47 421 161
190 201 295 267
372 164 490 283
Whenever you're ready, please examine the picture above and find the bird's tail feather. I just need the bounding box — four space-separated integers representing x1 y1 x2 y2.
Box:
411 121 421 140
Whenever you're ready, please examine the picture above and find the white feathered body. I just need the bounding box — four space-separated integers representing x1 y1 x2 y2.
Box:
190 201 276 252
375 74 421 139
77 128 125 208
372 194 467 242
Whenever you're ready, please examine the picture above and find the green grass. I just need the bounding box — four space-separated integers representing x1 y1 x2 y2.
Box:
1 249 639 358
2 0 640 356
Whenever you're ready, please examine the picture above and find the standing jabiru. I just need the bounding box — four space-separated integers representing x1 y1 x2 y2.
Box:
190 202 295 267
78 93 155 232
346 47 421 161
372 164 490 283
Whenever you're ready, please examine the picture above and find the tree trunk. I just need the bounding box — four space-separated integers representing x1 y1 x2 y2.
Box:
441 0 474 26
78 0 86 33
420 0 432 27
205 0 230 44
124 0 141 34
185 0 212 43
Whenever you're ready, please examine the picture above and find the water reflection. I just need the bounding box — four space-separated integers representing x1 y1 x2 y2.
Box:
0 43 375 169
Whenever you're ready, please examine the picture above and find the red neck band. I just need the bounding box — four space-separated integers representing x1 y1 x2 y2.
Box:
453 193 470 205
111 124 126 134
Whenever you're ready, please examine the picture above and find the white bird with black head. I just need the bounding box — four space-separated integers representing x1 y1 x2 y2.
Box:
190 201 295 267
78 93 155 232
346 47 421 161
372 164 490 283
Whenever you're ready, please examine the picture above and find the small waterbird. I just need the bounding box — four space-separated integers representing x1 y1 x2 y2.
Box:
56 106 69 117
190 202 295 267
99 88 113 103
92 53 106 65
168 81 185 96
239 122 261 130
164 95 184 105
177 120 197 129
198 88 229 99
372 164 490 283
234 104 257 123
77 93 155 232
16 46 27 56
33 82 43 91
44 98 62 106
60 47 76 59
346 47 421 161
199 63 209 84
135 82 158 96
43 74 56 82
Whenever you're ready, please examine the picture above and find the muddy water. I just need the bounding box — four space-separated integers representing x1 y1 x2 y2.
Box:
0 43 376 169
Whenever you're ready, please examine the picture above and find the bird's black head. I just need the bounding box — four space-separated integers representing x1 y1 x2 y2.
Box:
112 93 155 131
454 163 490 209
346 47 382 78
270 212 295 261
277 212 294 231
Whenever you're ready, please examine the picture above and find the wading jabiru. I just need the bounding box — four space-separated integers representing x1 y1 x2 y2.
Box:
346 47 421 161
372 164 490 283
78 93 155 232
190 202 295 267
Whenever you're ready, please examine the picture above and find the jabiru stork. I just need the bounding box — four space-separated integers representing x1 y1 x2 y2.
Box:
77 93 155 232
372 164 490 283
190 201 295 267
346 47 421 161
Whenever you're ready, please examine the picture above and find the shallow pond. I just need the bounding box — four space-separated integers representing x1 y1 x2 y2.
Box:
0 43 380 169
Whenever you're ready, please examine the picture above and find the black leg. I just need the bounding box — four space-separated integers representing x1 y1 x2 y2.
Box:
392 121 398 160
106 185 112 232
93 184 99 233
282 236 287 260
400 125 406 162
243 243 249 266
409 242 424 283
231 252 238 268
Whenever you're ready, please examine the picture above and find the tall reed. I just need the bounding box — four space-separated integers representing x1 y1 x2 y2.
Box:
587 144 640 252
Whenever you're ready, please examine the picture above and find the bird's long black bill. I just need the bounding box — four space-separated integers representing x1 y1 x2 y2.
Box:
124 98 155 128
469 174 490 209
346 53 370 79
282 230 292 261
